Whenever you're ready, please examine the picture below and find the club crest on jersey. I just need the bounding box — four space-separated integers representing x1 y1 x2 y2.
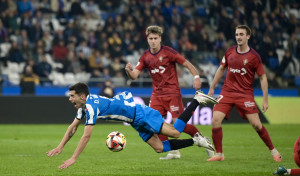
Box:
159 56 163 62
243 59 248 65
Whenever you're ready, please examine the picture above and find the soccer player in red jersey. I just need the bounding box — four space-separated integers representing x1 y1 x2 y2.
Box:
207 25 282 162
125 25 212 159
273 137 300 175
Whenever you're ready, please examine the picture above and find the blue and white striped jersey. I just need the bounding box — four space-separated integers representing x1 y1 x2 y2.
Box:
76 91 137 125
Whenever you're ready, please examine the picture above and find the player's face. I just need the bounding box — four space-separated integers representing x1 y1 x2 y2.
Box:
147 33 161 50
69 90 85 109
235 29 250 46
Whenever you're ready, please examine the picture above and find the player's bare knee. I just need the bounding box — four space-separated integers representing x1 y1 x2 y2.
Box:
154 147 164 153
252 124 260 131
171 131 181 138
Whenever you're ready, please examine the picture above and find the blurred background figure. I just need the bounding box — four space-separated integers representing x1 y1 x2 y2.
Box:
20 65 39 95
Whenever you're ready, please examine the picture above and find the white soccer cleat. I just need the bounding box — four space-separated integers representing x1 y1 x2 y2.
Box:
193 132 215 157
159 150 181 160
194 90 218 105
193 135 215 151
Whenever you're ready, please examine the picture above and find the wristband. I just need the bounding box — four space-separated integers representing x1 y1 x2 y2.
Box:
194 75 200 79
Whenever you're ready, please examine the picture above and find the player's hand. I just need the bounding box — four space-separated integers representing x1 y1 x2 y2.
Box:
46 148 62 157
59 158 76 169
208 88 214 96
125 63 133 72
193 78 202 90
262 100 268 113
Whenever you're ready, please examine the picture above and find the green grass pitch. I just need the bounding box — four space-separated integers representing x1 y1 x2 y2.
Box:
0 124 298 176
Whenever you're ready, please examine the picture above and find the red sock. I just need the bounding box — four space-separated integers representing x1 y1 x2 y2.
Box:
291 168 300 175
183 124 199 137
158 134 168 142
256 125 274 150
212 127 223 153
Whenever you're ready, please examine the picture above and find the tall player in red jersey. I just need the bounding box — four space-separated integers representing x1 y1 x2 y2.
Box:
207 25 282 162
125 25 212 160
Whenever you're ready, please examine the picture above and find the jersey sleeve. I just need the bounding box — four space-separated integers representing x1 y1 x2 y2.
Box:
220 55 228 68
85 104 97 125
255 54 265 76
135 54 146 71
167 47 186 65
76 108 85 120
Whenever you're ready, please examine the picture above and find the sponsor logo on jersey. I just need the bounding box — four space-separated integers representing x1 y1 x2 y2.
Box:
244 101 255 108
151 66 166 74
229 67 247 75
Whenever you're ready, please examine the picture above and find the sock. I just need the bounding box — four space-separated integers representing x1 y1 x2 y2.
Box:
183 124 199 137
173 100 199 133
291 168 300 175
168 139 194 150
162 140 171 152
158 134 168 142
212 127 223 153
256 125 274 150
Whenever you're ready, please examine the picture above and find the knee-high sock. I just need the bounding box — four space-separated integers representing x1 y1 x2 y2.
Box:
212 127 223 153
183 124 199 136
291 169 300 175
158 134 168 142
174 100 199 133
162 139 194 152
256 125 274 150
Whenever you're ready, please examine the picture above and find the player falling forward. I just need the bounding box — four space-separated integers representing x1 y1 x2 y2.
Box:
125 25 209 160
46 82 217 169
273 137 300 175
207 25 282 162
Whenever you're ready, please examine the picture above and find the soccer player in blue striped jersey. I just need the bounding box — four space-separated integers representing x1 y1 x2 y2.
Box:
46 82 217 169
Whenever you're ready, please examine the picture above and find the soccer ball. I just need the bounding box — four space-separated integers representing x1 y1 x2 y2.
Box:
106 131 126 152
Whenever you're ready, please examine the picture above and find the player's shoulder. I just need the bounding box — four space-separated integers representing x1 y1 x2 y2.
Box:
225 45 237 53
161 46 179 55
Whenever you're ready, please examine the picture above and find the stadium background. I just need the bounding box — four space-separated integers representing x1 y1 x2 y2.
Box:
0 0 299 124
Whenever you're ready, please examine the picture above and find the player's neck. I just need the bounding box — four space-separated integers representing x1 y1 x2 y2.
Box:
150 45 161 54
237 44 250 54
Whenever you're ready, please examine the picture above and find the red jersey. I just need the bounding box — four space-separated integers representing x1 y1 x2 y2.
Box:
220 46 265 98
135 46 186 97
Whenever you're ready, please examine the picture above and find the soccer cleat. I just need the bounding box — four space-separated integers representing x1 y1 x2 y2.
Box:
207 153 225 161
194 90 218 105
194 132 215 158
193 135 215 151
159 150 181 160
273 166 288 175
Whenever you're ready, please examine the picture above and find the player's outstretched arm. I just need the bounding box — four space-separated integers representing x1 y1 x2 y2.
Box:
59 125 94 169
125 63 141 80
46 118 81 157
208 65 226 96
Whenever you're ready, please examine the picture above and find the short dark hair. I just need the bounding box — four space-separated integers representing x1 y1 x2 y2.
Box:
69 82 89 96
236 25 251 36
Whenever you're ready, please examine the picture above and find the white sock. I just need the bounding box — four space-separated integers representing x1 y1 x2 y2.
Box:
286 169 291 175
270 148 279 155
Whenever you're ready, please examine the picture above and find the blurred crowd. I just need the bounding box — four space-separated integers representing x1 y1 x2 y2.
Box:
0 0 299 90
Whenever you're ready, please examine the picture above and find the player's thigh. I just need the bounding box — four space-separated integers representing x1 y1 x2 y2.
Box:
213 94 234 120
246 113 262 130
149 96 168 116
294 137 300 167
146 134 164 153
160 122 180 138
